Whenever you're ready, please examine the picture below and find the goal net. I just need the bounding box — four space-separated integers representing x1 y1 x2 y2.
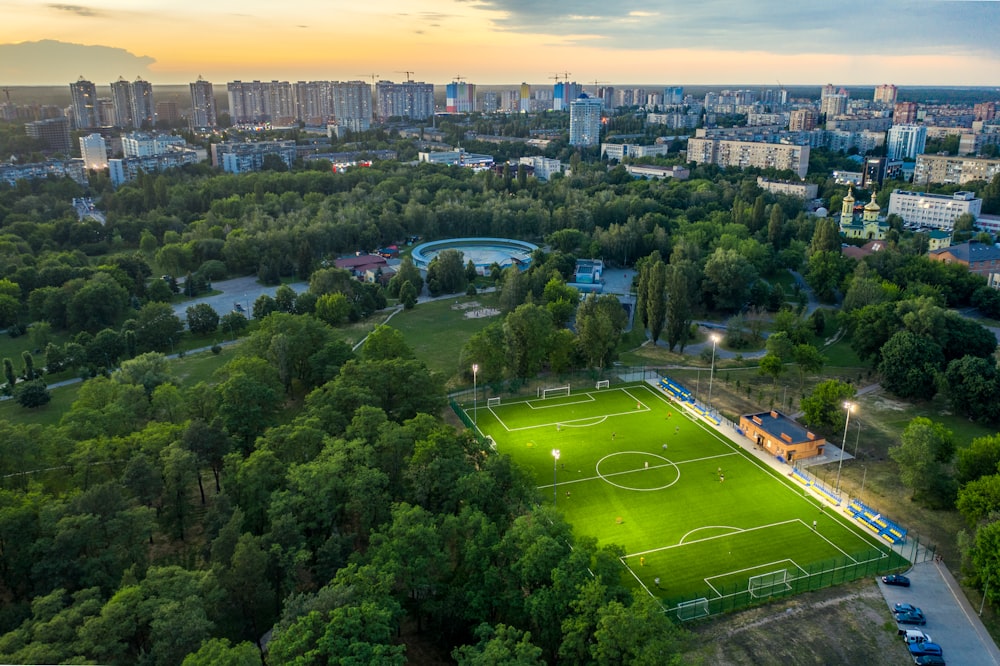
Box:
540 385 571 399
748 569 791 599
676 598 710 621
595 379 610 389
487 397 501 407
485 435 497 452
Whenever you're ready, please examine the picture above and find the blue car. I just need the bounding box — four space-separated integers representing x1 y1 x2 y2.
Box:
913 655 946 666
883 574 911 587
909 642 943 658
894 603 919 614
897 611 927 625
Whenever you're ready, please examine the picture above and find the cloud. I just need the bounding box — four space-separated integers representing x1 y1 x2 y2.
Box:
469 0 1000 56
0 40 156 85
46 3 102 17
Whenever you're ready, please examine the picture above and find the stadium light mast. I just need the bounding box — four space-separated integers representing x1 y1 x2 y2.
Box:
835 402 855 494
472 363 479 425
707 334 720 412
552 449 560 506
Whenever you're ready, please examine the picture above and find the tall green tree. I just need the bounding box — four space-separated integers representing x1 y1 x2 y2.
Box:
889 417 956 508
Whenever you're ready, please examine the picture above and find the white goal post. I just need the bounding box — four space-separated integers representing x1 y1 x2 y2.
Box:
486 397 501 407
595 380 610 390
676 598 710 621
540 385 571 399
748 569 791 599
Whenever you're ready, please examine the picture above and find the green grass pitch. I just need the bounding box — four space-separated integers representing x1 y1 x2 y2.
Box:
469 382 906 608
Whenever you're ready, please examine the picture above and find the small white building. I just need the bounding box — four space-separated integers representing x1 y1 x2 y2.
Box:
79 133 108 170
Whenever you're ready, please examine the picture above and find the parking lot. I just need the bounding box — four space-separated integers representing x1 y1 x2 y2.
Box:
878 560 1000 665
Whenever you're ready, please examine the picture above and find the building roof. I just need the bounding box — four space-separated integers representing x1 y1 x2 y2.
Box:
927 230 952 240
334 254 388 270
930 241 1000 263
742 411 821 445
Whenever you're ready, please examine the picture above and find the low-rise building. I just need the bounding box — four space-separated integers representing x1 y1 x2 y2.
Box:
755 176 818 199
686 137 809 178
108 150 200 187
600 143 671 160
739 410 826 462
887 189 982 230
929 241 1000 288
518 156 564 181
211 141 297 173
625 164 690 180
0 159 86 186
418 150 494 168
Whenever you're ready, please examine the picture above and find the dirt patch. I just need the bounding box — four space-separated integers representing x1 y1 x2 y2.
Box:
868 394 909 412
453 300 500 319
682 580 912 665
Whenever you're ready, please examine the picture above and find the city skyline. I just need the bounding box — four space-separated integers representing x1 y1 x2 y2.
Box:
1 0 999 86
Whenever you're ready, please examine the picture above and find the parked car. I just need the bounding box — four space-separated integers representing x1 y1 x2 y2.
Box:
894 603 919 614
913 655 946 666
900 629 932 644
895 607 924 620
897 611 927 625
883 574 911 587
908 642 943 658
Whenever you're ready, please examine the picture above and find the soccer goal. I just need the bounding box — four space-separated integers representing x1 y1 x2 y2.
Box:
676 598 710 621
748 569 792 599
595 379 610 390
485 435 497 452
487 397 501 408
539 385 571 399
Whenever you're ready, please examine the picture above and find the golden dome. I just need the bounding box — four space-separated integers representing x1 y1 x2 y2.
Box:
843 186 855 203
864 193 880 211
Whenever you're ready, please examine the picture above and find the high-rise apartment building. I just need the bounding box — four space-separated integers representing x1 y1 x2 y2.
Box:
820 89 847 118
914 154 1000 185
69 77 98 129
519 83 531 114
893 101 918 124
375 81 434 121
568 95 603 147
156 101 180 125
130 78 155 128
553 81 581 112
96 99 115 127
110 77 134 128
25 117 72 153
789 109 817 132
446 81 477 113
481 91 499 113
886 124 927 160
664 86 684 105
330 81 372 132
874 84 898 105
189 78 217 129
80 133 108 170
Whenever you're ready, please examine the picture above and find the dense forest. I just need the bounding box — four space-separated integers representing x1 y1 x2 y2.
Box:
2 131 1000 662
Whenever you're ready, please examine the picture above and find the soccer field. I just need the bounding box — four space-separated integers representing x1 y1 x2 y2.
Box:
470 382 907 616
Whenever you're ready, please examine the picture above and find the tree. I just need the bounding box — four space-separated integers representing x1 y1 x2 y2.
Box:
454 623 544 665
220 312 249 339
114 352 175 396
399 281 418 309
542 277 580 328
757 353 784 385
889 417 956 508
765 331 794 360
972 285 1000 319
186 303 219 335
792 344 826 389
274 284 298 313
66 273 130 333
574 294 626 369
702 247 757 312
957 434 1000 485
957 473 1000 527
800 379 854 432
214 357 283 448
129 302 184 354
14 379 51 408
181 638 260 666
503 304 554 378
363 325 414 361
426 248 467 296
645 260 667 343
878 331 945 400
944 356 1000 424
805 250 849 303
315 292 351 326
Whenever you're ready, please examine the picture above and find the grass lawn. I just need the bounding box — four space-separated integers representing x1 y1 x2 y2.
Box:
467 382 905 612
391 293 500 381
0 382 80 428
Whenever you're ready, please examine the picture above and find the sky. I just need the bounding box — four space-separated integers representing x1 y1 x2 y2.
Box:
1 0 999 87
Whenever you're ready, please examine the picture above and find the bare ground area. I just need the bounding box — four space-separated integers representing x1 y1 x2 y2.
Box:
682 580 913 665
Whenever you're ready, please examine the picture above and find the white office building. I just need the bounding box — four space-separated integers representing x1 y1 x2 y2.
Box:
887 189 982 229
518 156 565 181
569 96 603 147
600 143 671 160
886 124 927 160
121 132 186 158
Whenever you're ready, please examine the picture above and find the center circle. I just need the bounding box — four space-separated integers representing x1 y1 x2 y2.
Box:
595 451 681 491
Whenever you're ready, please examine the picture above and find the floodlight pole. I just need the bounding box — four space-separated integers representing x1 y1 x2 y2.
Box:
472 363 479 426
707 334 720 412
552 449 560 506
853 418 862 458
835 402 854 495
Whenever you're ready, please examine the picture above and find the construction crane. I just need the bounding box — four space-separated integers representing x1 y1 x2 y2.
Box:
358 73 379 86
591 80 609 93
1 87 11 103
453 74 465 83
396 70 414 82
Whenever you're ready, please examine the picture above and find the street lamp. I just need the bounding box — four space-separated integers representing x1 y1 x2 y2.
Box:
472 363 479 426
853 418 862 459
707 334 720 412
835 401 855 495
552 449 560 506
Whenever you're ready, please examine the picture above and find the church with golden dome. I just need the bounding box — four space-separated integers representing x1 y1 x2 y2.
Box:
839 186 890 240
